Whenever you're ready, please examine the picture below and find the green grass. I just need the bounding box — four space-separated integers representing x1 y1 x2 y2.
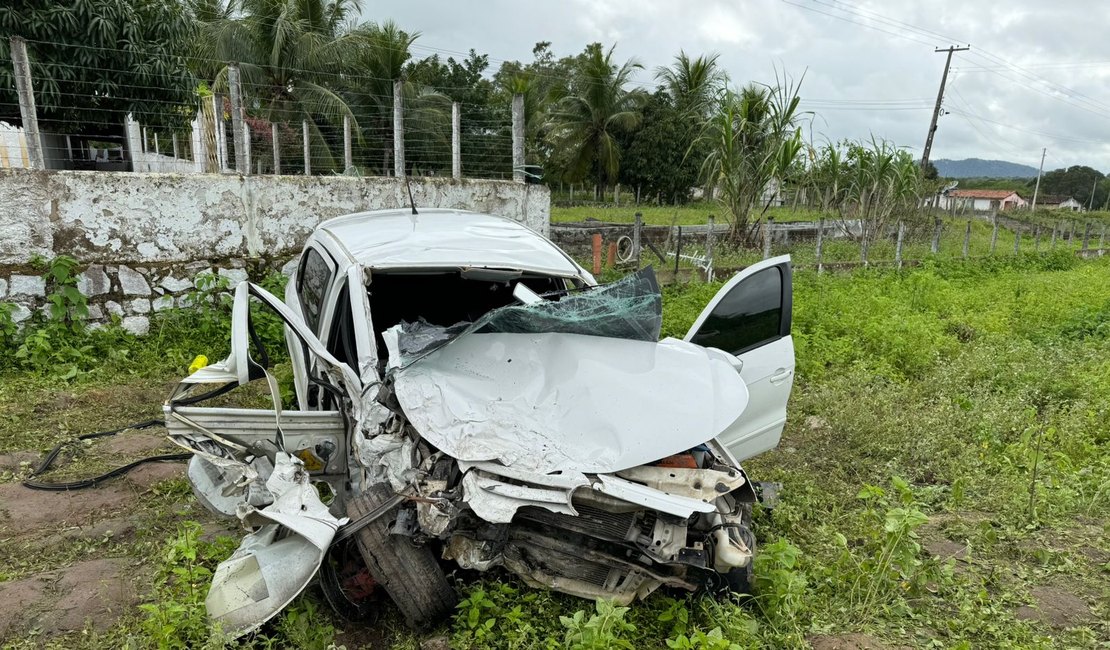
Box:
2 256 1108 648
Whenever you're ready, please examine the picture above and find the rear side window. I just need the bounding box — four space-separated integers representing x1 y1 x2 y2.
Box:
297 248 332 334
690 267 783 355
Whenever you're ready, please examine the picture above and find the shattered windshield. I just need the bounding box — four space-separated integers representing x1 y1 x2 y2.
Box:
388 267 662 368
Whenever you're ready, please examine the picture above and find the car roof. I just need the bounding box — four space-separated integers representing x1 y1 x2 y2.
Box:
316 208 591 279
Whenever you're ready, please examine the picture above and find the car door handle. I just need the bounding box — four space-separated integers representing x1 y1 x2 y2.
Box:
769 368 793 385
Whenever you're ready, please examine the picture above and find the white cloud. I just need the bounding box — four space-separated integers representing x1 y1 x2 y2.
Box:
378 0 1110 171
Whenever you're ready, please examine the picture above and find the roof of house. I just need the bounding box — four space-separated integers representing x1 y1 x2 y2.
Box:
948 189 1021 199
316 209 591 279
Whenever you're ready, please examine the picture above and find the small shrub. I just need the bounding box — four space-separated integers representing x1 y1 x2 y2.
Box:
560 600 637 650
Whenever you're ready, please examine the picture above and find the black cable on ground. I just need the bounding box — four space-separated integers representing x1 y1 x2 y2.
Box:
21 419 192 491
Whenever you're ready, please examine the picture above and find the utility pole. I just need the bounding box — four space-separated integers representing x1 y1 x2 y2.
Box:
1031 147 1046 211
921 45 970 171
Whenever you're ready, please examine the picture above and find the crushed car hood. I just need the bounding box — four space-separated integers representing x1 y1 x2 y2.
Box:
393 332 750 474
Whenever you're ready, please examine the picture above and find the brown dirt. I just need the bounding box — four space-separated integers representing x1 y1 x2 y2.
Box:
0 558 144 638
0 482 134 532
1014 586 1093 629
923 538 968 561
808 633 909 650
0 575 48 639
123 460 186 490
0 451 40 473
98 430 175 457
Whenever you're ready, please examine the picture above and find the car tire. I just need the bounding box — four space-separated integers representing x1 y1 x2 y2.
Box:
347 482 457 628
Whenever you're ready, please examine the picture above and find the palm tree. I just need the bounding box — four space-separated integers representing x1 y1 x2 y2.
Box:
697 74 805 243
344 21 453 175
545 44 645 200
193 0 368 172
654 51 726 118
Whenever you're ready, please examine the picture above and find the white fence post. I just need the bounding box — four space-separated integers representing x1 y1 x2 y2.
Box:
512 93 525 183
272 123 281 175
228 64 247 174
343 114 352 172
302 120 311 175
452 101 461 180
242 122 251 175
10 37 44 170
393 79 405 177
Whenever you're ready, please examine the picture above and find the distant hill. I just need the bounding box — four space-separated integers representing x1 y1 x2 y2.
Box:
934 158 1038 178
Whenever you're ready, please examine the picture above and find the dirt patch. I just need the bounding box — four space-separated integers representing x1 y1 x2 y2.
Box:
923 539 968 560
99 431 175 457
0 482 133 532
42 516 138 546
44 558 144 632
1014 586 1092 628
0 575 48 639
0 451 40 473
808 633 908 650
1076 545 1109 566
0 558 144 637
124 460 186 490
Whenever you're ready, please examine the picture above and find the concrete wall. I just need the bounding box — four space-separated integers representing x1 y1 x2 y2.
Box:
0 170 549 333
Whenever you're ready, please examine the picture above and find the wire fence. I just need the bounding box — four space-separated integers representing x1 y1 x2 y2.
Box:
560 208 1110 283
0 37 525 180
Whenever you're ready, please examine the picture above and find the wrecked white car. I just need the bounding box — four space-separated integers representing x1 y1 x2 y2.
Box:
165 208 795 636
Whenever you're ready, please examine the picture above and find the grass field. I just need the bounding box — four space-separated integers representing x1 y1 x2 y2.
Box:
556 201 1109 275
1 254 1107 648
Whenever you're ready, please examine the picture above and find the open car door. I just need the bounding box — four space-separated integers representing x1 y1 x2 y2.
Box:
164 282 363 638
684 255 795 462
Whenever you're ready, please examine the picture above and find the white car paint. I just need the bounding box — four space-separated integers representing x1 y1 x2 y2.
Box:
317 209 594 280
392 331 751 475
685 256 796 461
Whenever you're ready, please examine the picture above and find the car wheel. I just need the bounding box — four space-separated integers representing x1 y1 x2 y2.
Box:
346 482 457 628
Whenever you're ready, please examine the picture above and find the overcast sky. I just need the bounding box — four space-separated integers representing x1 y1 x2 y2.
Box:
373 0 1110 173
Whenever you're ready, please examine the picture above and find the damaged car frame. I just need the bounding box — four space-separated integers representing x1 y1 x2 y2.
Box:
166 208 795 636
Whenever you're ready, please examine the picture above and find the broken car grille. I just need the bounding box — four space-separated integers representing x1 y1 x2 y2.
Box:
515 503 640 542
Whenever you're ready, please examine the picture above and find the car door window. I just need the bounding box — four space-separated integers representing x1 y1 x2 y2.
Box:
297 248 334 335
689 266 789 356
